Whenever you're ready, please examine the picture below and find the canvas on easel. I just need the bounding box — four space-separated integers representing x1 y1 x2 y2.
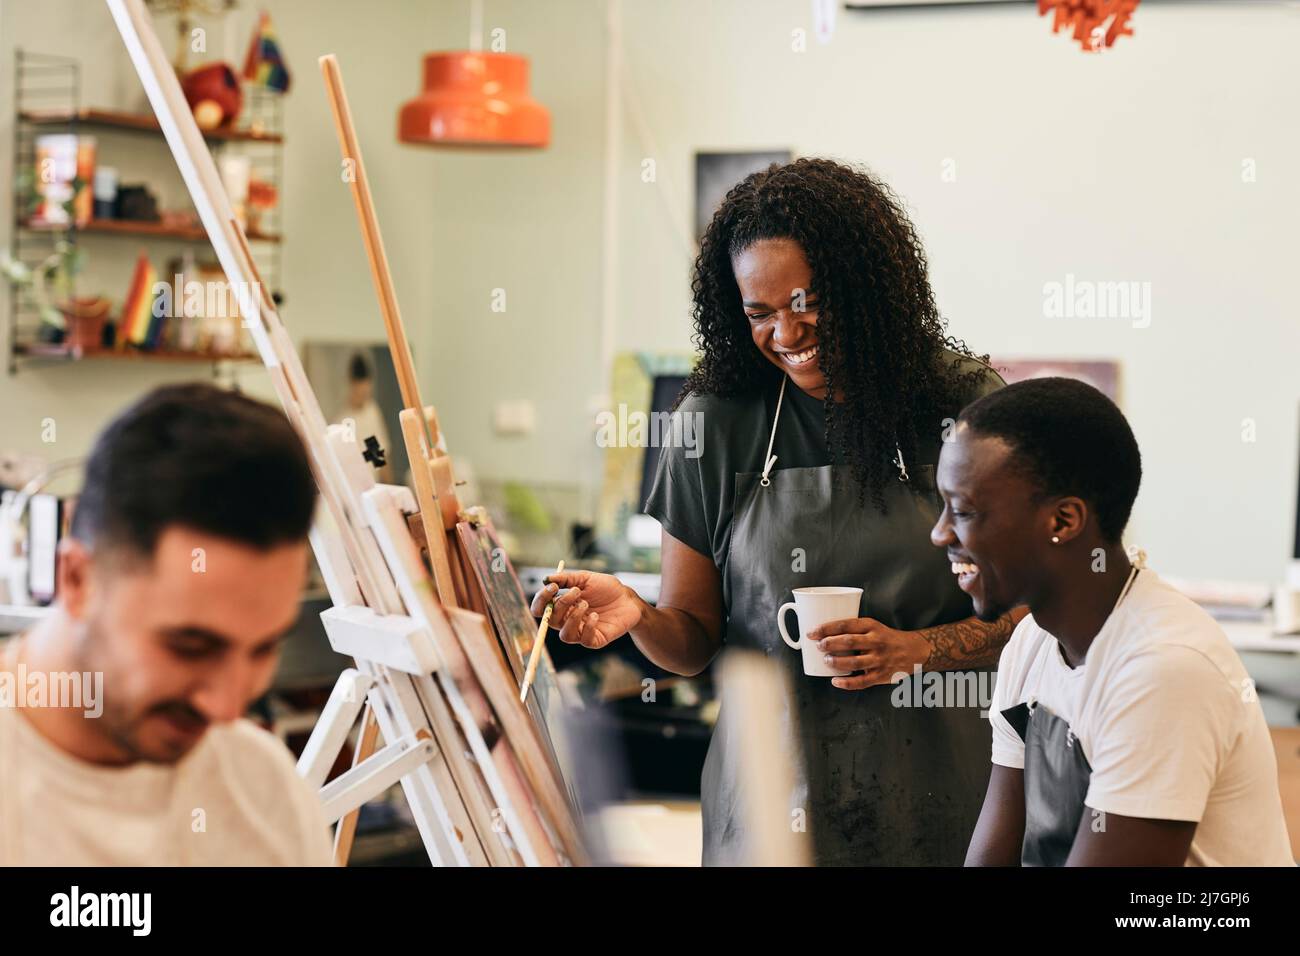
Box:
454 514 577 801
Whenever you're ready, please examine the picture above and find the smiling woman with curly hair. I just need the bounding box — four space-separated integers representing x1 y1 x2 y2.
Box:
530 157 1024 866
686 157 991 510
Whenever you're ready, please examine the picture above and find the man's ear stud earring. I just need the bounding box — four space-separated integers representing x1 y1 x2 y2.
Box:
1051 535 1060 544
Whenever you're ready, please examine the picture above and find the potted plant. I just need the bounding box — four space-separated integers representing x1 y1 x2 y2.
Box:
0 239 109 353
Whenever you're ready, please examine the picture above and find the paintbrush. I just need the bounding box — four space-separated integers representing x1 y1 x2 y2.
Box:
520 560 564 703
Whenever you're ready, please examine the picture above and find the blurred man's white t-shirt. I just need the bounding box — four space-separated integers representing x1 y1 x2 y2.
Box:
989 568 1294 866
0 702 333 866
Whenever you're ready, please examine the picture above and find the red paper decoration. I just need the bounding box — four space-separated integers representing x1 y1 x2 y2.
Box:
1039 0 1141 52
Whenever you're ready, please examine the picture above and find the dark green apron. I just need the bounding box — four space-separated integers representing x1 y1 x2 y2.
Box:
704 379 993 866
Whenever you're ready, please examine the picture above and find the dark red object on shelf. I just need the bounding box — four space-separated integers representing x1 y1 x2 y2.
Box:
181 61 243 129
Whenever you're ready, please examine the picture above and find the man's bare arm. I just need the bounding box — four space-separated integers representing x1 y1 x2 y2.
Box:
1066 809 1197 866
966 765 1026 866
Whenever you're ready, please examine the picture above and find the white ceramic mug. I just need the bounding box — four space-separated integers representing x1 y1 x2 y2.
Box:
777 586 864 677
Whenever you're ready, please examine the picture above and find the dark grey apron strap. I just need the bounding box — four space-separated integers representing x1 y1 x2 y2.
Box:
1019 702 1093 867
1001 701 1031 742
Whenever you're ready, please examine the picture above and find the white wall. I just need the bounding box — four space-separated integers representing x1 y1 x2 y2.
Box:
2 0 1297 582
598 0 1300 585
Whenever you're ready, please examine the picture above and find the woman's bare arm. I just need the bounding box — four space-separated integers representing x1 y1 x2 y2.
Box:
625 531 724 676
919 606 1028 671
531 529 724 677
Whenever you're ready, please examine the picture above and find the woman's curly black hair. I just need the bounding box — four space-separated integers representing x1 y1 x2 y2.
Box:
681 156 989 511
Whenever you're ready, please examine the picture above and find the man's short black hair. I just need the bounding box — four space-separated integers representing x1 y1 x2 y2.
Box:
957 376 1141 543
70 383 317 560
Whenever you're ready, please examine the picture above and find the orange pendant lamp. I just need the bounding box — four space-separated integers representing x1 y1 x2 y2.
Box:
399 0 547 147
398 43 549 148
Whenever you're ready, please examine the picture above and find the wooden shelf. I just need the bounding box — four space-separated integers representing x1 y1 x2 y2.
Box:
20 218 280 244
19 107 283 144
8 53 285 377
13 343 260 364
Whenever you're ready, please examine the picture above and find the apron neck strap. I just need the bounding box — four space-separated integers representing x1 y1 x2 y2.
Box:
759 375 788 488
1115 561 1141 609
755 378 912 486
892 444 909 482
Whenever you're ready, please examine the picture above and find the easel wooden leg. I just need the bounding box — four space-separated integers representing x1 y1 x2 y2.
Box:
332 703 381 866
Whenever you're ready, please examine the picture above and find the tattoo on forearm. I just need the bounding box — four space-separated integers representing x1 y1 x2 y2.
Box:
921 610 1019 671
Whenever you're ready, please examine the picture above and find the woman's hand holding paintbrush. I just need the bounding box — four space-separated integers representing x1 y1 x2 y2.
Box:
528 570 642 650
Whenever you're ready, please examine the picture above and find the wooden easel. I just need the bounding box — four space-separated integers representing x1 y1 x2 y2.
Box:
316 53 582 865
318 54 461 608
107 0 585 866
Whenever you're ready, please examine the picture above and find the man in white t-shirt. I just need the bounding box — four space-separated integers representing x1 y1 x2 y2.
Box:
0 384 333 866
930 376 1293 866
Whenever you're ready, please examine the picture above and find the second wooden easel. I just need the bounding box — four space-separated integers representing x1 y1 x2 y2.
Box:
317 54 582 865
